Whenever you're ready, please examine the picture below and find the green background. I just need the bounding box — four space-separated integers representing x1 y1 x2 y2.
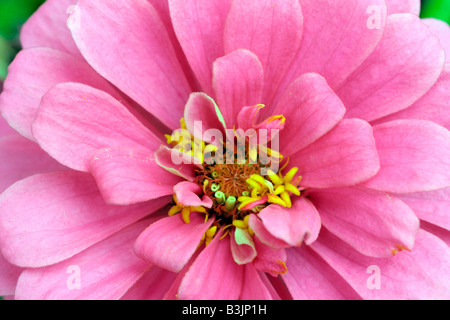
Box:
0 0 46 80
0 0 449 301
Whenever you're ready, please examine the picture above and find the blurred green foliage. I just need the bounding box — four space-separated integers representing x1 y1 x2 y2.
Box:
421 0 450 22
0 0 45 80
0 0 45 40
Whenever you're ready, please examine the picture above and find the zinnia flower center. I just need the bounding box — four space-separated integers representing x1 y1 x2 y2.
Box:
166 115 302 244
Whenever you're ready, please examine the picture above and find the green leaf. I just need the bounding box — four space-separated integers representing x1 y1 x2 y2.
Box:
0 0 45 40
0 36 14 80
421 0 450 24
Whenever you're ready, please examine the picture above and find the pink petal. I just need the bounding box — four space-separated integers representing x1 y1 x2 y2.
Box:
134 213 213 273
154 145 200 181
420 221 450 247
177 231 244 299
184 92 226 143
423 19 450 62
0 116 15 136
121 266 177 300
224 0 303 105
295 198 322 245
0 134 65 193
174 181 213 208
385 0 421 15
168 0 232 96
20 0 81 58
32 83 161 172
238 264 273 300
15 220 152 300
230 228 257 265
90 147 183 205
396 187 450 231
0 48 121 141
253 237 287 277
258 273 283 300
278 0 386 95
290 119 380 189
266 276 293 300
309 187 419 257
374 64 450 130
0 171 169 267
212 49 264 128
162 249 200 300
248 214 291 249
147 0 197 89
237 104 284 136
0 252 22 296
283 247 361 300
362 120 450 193
273 73 346 157
257 201 312 247
68 0 192 130
337 14 445 122
312 228 450 299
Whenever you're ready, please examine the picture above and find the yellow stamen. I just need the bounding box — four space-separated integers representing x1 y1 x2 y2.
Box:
164 134 173 145
250 174 266 186
246 178 262 191
248 147 258 163
180 118 186 129
285 167 298 183
267 170 283 185
202 179 209 193
280 191 292 208
232 219 248 229
274 185 285 195
237 196 253 203
219 227 231 240
205 226 217 246
268 194 287 207
206 226 217 238
181 207 191 224
261 114 286 125
265 147 283 161
191 206 208 214
251 187 259 199
237 199 258 210
168 205 181 216
285 183 301 196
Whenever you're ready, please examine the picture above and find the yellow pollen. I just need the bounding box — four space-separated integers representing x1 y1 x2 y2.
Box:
280 192 292 208
232 219 248 229
204 226 217 246
240 164 302 209
166 115 304 250
169 195 210 224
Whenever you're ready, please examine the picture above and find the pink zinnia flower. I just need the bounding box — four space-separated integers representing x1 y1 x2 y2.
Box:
1 0 450 300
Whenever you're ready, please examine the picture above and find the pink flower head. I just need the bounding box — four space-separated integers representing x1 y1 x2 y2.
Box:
1 0 450 300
